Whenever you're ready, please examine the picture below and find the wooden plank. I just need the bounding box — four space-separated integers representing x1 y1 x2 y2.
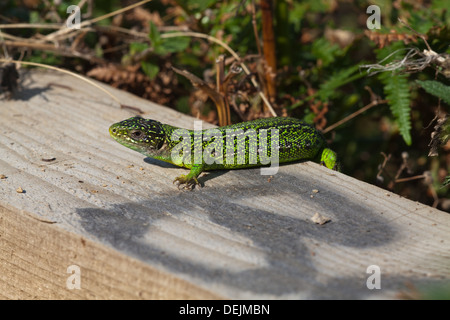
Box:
0 203 220 299
1 70 449 299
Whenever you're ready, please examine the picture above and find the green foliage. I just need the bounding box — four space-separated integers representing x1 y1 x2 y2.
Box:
125 24 191 79
371 42 414 146
2 0 449 208
311 38 341 67
317 65 362 101
159 35 191 54
28 51 63 66
416 80 450 105
129 42 149 55
431 0 450 25
407 11 435 34
416 283 450 299
441 117 450 146
148 22 190 55
176 0 216 13
29 10 40 24
208 3 254 56
125 42 159 80
148 22 162 49
287 2 308 33
379 73 412 145
444 176 450 187
141 61 159 80
415 82 450 189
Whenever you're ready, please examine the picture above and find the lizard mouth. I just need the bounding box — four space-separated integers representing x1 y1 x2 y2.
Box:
109 125 120 137
109 125 131 144
109 124 152 154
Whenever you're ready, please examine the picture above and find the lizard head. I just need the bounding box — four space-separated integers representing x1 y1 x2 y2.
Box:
320 148 341 172
109 116 166 154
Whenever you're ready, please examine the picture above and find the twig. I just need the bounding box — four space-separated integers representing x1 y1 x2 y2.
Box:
0 23 62 29
376 152 392 183
172 66 228 125
0 28 8 58
0 58 122 107
398 18 431 51
0 22 276 117
43 0 154 42
0 1 277 117
323 98 388 134
394 151 412 180
361 20 450 77
215 55 231 126
395 174 425 183
162 31 277 117
250 0 262 57
394 170 439 207
2 39 104 63
0 30 39 42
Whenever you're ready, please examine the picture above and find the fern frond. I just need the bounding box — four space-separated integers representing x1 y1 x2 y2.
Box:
416 80 450 105
380 73 412 145
443 175 450 187
442 117 450 145
312 38 341 67
318 65 361 101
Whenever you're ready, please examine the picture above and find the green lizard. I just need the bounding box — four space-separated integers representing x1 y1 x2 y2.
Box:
109 116 340 189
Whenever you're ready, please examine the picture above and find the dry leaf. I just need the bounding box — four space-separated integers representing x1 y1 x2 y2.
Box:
311 212 331 225
364 29 420 49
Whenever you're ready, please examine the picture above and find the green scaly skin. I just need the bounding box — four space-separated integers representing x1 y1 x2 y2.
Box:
109 116 340 189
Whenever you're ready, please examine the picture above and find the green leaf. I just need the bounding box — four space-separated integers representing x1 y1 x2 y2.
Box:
188 0 215 11
160 35 190 53
416 80 450 105
380 73 412 145
176 0 216 13
148 22 190 55
29 11 40 24
288 2 308 33
141 61 159 80
148 22 161 47
408 12 434 34
129 42 149 55
148 21 168 55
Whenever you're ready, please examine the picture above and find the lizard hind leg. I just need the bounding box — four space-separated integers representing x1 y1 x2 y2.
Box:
320 148 341 171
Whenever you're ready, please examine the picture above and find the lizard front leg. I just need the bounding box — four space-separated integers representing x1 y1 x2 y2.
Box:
173 164 204 190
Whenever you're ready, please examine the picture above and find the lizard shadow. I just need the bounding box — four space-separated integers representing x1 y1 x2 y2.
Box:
73 166 422 298
142 156 311 186
143 157 179 169
143 156 229 185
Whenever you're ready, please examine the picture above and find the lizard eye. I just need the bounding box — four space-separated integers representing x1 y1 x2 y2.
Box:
130 129 144 140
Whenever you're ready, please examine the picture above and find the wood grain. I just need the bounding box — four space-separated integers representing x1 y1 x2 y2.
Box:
0 203 220 299
1 70 449 299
